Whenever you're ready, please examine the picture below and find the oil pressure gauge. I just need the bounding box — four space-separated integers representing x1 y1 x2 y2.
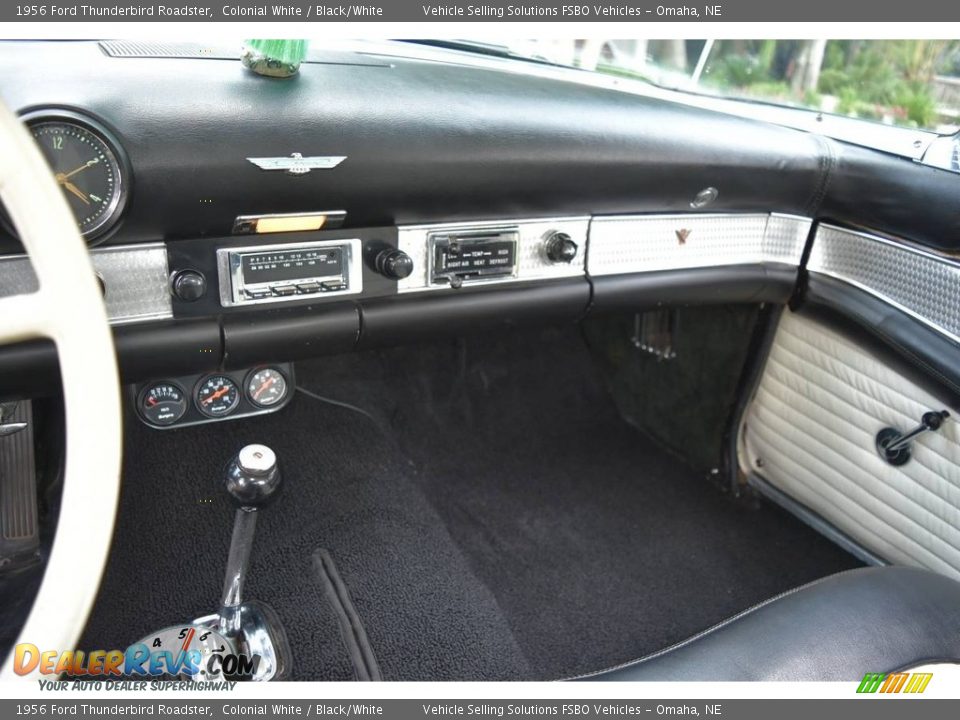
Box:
245 367 288 408
196 375 240 418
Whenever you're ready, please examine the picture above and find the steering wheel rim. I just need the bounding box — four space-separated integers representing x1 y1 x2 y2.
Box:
0 99 122 678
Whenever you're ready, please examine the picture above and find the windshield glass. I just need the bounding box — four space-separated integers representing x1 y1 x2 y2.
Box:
457 39 960 135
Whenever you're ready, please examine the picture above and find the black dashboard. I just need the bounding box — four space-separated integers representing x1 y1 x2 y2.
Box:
2 39 960 415
1 39 833 250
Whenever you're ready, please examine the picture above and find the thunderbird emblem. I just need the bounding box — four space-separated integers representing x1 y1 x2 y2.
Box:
676 228 692 245
246 153 347 175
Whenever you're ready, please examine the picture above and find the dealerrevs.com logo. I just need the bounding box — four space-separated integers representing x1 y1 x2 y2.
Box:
13 639 260 680
857 672 933 694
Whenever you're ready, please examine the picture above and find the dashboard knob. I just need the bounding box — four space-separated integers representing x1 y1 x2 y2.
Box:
544 232 578 263
375 248 414 280
172 269 207 302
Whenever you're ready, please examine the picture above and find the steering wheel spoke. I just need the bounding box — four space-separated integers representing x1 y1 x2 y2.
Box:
0 291 51 344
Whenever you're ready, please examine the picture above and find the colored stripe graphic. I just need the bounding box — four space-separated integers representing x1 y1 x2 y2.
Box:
857 673 886 693
857 671 932 694
881 672 909 693
904 673 933 693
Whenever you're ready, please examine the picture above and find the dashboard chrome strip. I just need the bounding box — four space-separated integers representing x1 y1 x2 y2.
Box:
809 224 960 345
397 216 589 294
586 213 811 277
0 243 172 325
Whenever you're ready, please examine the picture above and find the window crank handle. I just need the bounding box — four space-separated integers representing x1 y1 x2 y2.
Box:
876 410 950 466
885 411 950 452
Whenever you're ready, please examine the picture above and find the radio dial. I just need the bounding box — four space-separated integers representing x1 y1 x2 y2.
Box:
544 232 578 264
375 248 414 280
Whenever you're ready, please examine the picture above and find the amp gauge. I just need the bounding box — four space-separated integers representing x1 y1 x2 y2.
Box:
246 367 288 408
138 382 188 427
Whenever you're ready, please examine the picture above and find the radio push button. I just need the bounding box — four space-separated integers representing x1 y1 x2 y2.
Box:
271 285 297 297
295 281 321 293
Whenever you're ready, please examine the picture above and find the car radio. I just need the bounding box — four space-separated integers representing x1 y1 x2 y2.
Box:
429 228 519 288
216 239 362 307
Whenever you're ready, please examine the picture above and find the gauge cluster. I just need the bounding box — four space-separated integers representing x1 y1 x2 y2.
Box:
134 364 293 429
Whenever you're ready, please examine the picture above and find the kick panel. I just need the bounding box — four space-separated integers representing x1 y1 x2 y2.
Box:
741 311 960 579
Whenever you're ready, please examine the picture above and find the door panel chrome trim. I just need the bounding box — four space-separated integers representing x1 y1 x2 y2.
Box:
809 224 960 345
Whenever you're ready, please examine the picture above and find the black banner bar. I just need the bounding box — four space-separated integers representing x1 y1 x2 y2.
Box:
2 699 960 720
2 0 960 22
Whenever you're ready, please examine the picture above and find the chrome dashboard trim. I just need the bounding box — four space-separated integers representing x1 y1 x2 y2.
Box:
0 243 171 325
397 216 589 294
586 213 811 276
808 224 960 345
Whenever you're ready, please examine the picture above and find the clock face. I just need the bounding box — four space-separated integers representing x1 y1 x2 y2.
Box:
26 115 127 240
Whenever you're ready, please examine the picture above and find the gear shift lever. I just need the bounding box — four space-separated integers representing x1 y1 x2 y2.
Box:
134 444 291 681
186 444 292 681
220 444 281 635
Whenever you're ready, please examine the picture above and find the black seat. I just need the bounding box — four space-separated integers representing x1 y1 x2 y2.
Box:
578 566 960 681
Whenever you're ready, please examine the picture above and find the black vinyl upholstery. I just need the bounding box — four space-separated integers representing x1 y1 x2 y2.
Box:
579 567 960 681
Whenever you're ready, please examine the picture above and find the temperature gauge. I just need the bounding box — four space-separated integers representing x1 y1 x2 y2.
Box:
245 367 288 408
138 382 187 427
196 375 240 418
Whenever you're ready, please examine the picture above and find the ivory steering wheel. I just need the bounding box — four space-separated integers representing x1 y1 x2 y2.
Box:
0 98 122 679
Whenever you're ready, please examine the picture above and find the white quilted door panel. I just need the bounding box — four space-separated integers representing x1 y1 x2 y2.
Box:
741 311 960 579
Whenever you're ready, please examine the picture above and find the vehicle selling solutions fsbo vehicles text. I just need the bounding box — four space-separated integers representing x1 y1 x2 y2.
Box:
420 5 720 17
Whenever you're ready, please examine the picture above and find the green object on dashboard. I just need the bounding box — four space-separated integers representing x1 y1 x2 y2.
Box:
240 39 308 78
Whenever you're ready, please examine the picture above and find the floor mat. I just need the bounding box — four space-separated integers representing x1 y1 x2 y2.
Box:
81 387 533 681
83 323 861 680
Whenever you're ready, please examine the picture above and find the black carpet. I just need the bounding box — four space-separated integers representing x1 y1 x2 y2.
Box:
82 323 861 680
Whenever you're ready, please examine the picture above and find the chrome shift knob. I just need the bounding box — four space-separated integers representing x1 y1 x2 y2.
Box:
225 444 281 509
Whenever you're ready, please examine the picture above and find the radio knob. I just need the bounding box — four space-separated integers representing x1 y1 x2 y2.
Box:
544 232 578 263
171 269 207 302
374 248 414 280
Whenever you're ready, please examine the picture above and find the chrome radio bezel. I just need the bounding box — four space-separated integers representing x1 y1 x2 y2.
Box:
216 238 363 307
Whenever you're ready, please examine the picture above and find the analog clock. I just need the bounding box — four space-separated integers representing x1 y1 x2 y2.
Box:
23 111 129 241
